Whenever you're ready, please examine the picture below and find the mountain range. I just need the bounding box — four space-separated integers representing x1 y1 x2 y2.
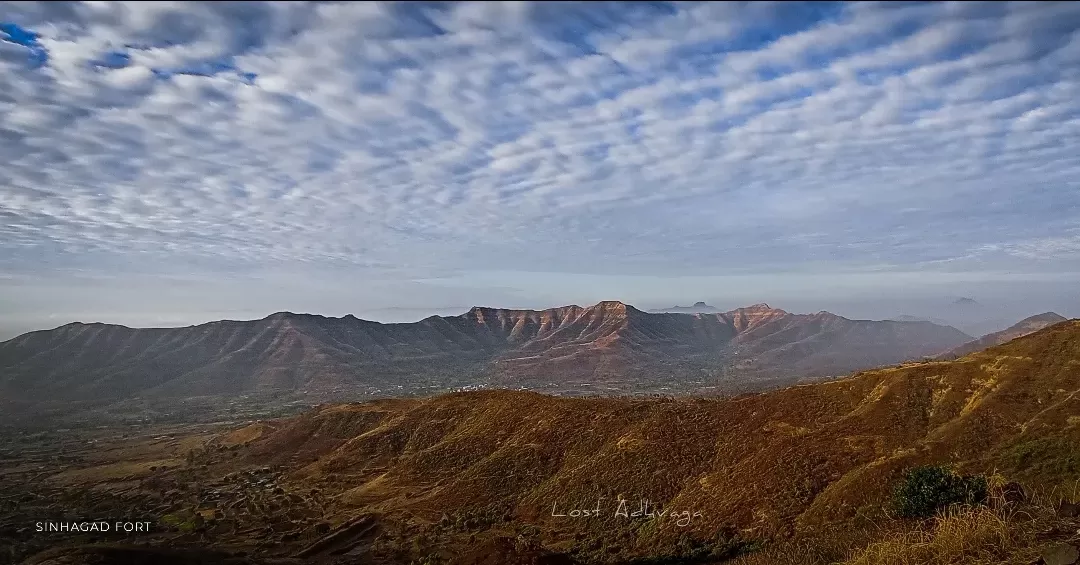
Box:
0 301 973 416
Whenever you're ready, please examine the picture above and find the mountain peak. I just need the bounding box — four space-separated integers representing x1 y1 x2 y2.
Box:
463 306 497 323
742 303 783 313
938 311 1071 360
263 311 348 324
1022 312 1067 323
590 300 643 315
265 311 302 321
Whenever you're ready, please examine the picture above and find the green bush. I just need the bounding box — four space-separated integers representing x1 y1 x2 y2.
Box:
891 465 988 518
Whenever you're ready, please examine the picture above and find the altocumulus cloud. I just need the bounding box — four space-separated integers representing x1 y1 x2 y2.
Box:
2 1 1080 327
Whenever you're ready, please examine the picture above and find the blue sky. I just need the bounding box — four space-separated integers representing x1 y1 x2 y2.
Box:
1 1 1080 336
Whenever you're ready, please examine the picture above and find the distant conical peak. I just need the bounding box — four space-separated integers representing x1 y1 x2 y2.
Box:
693 301 708 307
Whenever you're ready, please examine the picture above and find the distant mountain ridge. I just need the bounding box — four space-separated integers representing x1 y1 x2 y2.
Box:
889 314 954 326
937 312 1068 360
891 296 1019 338
0 301 973 415
650 301 721 314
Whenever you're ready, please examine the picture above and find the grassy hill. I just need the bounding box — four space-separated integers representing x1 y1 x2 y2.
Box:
10 320 1078 565
186 320 1080 563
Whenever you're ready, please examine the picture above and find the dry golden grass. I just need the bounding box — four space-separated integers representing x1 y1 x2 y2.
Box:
829 472 1080 565
216 422 268 447
730 532 883 565
840 505 1025 565
733 486 1071 565
179 320 1080 563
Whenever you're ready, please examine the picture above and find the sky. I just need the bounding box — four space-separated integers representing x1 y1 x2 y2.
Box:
1 1 1080 338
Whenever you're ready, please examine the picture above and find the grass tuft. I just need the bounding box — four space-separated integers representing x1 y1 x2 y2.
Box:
840 503 1029 565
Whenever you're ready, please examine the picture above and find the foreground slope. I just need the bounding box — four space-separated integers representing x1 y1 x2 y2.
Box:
6 321 1077 564
199 320 1080 561
0 302 970 412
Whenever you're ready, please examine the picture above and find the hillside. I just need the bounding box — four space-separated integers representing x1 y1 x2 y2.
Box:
185 320 1079 562
937 312 1068 360
0 302 971 415
5 320 1079 565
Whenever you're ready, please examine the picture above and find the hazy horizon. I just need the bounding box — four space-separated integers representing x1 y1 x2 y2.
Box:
3 2 1079 341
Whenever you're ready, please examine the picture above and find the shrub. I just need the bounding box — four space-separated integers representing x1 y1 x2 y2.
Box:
892 465 988 518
